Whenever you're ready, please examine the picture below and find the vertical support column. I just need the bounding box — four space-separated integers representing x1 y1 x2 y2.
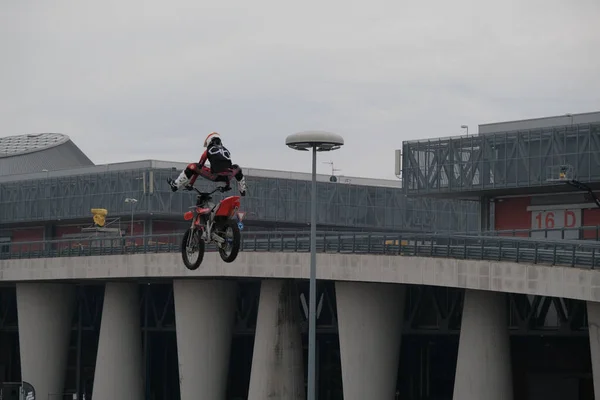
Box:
17 282 75 399
479 196 490 233
335 281 405 400
453 289 513 400
144 219 153 248
248 279 305 400
144 219 153 235
93 282 144 400
587 301 600 399
43 223 55 252
174 279 237 400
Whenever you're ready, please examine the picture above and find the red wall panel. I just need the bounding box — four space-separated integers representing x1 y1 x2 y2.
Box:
153 221 179 234
55 225 86 237
11 227 44 251
494 197 531 237
12 228 44 241
124 221 145 246
496 196 600 240
583 208 600 239
132 221 144 236
152 221 180 245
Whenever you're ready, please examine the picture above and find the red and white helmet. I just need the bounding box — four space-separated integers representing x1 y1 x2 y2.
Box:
204 132 221 148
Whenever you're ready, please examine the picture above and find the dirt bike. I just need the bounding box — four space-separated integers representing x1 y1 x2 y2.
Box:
180 185 245 270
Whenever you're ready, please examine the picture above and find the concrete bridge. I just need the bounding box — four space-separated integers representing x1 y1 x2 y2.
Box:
2 231 600 400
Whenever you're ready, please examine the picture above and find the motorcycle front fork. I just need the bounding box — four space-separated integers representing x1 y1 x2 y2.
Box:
192 215 209 241
194 215 225 246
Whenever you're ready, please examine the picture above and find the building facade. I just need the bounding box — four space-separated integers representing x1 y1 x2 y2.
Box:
396 110 600 399
0 134 480 248
400 111 600 238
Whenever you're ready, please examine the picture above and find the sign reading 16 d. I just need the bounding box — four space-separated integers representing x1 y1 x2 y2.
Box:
532 209 581 230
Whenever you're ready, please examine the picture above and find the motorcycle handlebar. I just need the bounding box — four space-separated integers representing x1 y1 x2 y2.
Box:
186 185 230 196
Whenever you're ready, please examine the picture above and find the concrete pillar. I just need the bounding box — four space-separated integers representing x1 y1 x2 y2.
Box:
93 282 144 400
335 281 405 400
16 282 75 399
453 289 513 400
587 301 600 399
173 279 237 400
248 279 305 400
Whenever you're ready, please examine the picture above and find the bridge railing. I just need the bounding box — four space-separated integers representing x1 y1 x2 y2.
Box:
2 230 600 270
482 225 600 240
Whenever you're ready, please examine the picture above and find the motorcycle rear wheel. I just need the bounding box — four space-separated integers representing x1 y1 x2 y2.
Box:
216 219 241 263
181 228 205 270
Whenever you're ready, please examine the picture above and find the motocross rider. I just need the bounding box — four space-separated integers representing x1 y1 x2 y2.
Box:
168 132 247 196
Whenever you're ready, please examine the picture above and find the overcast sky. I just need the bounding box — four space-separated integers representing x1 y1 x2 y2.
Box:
2 0 599 180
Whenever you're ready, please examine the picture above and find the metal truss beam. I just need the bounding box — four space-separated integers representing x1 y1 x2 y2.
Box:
0 281 591 337
234 281 260 334
140 283 175 331
0 168 479 233
508 293 588 335
402 123 600 195
402 286 588 335
0 286 17 331
134 281 342 336
403 286 463 333
74 284 104 331
0 275 594 339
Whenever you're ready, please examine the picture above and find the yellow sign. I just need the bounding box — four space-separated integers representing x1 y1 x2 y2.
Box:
384 239 408 246
91 208 108 227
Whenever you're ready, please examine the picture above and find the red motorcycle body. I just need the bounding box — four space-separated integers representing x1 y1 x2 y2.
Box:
183 195 241 227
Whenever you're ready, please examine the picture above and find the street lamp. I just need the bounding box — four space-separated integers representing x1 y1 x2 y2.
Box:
124 198 138 237
461 125 469 136
286 130 344 400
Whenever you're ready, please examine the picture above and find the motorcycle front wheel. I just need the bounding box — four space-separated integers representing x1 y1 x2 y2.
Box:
181 228 205 270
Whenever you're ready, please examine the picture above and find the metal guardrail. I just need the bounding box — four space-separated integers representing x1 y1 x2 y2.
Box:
1 231 600 270
483 225 600 240
452 226 600 240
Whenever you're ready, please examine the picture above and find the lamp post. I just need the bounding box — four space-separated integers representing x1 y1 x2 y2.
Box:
460 124 469 136
124 198 138 237
286 130 344 400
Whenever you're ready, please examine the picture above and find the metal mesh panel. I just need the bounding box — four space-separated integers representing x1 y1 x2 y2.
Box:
0 168 479 232
401 123 600 195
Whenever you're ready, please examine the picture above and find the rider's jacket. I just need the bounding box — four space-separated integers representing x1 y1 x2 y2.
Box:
199 143 233 173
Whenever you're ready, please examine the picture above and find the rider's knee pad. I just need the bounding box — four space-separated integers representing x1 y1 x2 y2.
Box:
231 165 244 181
184 164 197 178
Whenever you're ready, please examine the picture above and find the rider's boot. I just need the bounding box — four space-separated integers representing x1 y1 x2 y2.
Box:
238 177 247 196
168 172 189 192
167 178 177 192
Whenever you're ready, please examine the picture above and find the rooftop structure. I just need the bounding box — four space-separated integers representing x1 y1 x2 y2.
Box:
398 111 600 199
0 133 94 176
478 111 600 135
0 159 401 188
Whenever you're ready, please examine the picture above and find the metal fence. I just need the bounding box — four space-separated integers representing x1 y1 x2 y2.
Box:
482 225 600 240
2 230 600 270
